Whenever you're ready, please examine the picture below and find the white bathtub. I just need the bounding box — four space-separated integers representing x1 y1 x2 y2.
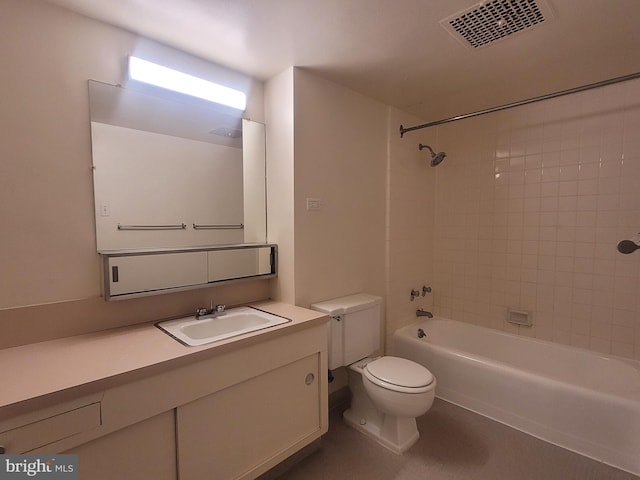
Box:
392 318 640 476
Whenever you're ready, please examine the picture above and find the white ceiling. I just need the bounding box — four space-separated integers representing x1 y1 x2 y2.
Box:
44 0 640 124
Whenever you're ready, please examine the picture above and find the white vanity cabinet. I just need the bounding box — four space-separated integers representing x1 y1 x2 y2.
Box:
177 353 322 480
0 399 102 454
67 412 177 480
1 308 328 480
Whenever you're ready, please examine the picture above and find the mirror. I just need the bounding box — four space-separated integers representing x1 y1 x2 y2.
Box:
88 80 266 251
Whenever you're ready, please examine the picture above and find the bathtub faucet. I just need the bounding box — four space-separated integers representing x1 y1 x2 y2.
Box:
416 308 433 318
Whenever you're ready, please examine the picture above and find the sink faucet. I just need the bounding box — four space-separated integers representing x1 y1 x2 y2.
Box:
416 308 433 318
195 303 226 319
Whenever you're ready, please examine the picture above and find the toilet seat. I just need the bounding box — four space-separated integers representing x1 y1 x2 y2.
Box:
363 356 434 394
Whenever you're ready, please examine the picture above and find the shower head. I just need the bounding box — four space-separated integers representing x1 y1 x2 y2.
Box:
418 144 447 167
431 151 447 167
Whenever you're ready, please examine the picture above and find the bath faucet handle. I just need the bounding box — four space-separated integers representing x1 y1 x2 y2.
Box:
422 286 432 296
410 289 420 301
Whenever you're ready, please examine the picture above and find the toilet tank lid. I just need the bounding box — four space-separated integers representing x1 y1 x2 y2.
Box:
310 293 382 315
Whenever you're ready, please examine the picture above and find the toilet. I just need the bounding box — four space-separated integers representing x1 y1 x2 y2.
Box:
311 293 436 454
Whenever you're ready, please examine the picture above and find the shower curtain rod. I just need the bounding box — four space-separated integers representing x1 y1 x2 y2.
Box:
399 71 640 138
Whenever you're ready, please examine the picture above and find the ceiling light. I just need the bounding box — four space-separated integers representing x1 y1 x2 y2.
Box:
128 56 247 111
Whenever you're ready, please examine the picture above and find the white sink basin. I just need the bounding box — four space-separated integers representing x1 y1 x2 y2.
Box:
156 306 290 346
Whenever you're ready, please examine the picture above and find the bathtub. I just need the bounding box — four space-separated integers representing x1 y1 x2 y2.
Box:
392 318 640 476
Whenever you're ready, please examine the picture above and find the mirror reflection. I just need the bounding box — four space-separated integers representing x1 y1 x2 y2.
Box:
88 80 266 251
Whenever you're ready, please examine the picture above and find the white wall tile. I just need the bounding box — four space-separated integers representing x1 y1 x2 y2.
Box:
414 77 640 360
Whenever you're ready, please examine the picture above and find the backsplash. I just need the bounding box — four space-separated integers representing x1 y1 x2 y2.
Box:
431 77 640 359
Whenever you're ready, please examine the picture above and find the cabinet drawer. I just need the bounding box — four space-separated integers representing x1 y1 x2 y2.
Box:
0 403 101 453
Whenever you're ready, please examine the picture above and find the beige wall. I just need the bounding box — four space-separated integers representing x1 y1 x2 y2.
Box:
282 69 388 392
292 69 388 308
265 68 388 309
0 0 268 347
384 108 437 349
265 68 296 304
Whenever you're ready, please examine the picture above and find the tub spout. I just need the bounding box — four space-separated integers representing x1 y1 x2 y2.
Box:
416 308 433 318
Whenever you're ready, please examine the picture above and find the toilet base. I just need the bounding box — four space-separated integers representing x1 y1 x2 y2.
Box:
343 357 425 454
343 407 420 454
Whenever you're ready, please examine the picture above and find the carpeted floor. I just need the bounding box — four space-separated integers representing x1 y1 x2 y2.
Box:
274 398 639 480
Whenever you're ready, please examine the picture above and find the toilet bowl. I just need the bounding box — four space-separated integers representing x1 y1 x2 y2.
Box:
344 356 436 454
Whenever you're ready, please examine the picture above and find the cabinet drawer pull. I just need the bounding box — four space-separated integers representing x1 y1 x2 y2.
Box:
305 373 315 385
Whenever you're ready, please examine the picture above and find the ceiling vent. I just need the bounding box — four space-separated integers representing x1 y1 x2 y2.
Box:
440 0 554 49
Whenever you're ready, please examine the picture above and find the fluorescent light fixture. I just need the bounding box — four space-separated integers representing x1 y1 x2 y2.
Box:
128 56 247 111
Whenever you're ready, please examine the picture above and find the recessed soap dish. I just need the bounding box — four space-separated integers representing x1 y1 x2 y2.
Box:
508 308 532 327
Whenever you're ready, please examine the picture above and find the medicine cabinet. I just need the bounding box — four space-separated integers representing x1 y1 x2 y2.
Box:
102 244 277 301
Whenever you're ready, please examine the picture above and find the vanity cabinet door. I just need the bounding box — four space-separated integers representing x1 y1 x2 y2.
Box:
176 353 322 480
66 411 177 480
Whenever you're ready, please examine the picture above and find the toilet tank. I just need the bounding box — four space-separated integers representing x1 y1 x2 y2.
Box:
311 293 382 370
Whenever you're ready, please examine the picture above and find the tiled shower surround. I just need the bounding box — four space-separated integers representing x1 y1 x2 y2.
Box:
388 77 640 361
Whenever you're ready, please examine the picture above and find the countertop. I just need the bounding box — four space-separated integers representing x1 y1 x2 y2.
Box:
0 301 328 414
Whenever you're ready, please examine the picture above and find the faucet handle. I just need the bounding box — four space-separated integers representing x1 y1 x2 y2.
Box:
215 304 226 312
410 289 420 301
422 285 432 296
